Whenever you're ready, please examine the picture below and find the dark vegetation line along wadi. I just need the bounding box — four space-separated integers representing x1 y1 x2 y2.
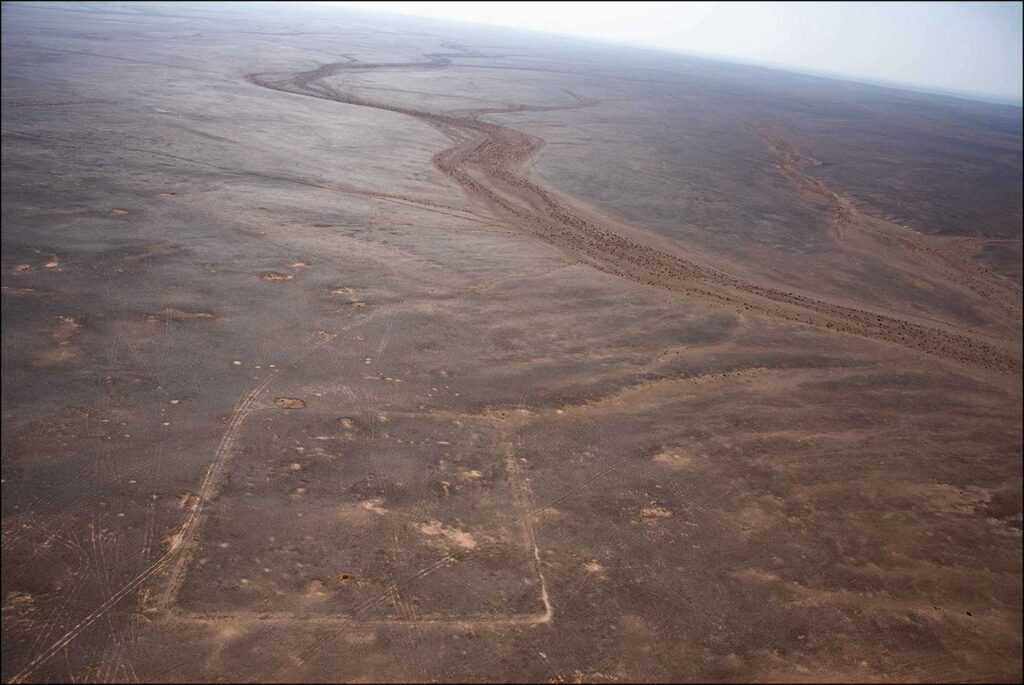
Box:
249 54 1022 377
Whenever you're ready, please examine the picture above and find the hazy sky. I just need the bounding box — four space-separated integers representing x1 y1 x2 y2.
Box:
336 1 1024 103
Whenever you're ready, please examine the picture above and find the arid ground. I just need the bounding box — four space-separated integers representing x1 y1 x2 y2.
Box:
2 2 1022 682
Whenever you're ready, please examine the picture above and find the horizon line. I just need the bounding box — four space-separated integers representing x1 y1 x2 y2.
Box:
331 1 1024 109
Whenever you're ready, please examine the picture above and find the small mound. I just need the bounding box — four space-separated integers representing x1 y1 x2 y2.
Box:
262 272 293 281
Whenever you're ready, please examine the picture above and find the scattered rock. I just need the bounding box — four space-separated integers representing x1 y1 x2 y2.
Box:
274 397 306 410
4 591 34 609
1 285 38 296
147 308 215 321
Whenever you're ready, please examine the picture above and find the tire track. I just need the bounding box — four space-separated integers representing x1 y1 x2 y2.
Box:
7 312 384 684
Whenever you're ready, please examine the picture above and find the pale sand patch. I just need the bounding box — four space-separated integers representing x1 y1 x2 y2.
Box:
417 520 477 550
641 506 673 519
653 448 693 468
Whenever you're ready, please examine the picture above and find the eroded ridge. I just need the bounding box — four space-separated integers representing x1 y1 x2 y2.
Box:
248 59 1022 376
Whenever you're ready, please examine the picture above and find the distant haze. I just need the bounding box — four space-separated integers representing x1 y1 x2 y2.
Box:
334 1 1024 104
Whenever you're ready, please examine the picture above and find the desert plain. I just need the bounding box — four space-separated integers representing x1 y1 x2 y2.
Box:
1 2 1022 682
